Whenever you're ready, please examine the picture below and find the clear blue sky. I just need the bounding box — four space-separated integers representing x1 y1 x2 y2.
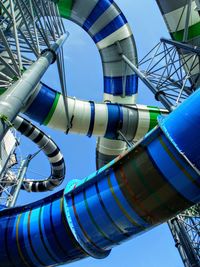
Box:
17 1 183 266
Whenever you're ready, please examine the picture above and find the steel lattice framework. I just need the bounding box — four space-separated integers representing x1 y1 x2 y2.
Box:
168 205 200 267
0 0 69 206
138 38 200 110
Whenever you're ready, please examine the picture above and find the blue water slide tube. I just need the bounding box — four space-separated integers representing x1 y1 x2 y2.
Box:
1 88 200 266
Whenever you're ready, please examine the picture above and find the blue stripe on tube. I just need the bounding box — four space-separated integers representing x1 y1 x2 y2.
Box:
29 208 54 265
18 212 37 267
93 13 127 43
40 206 61 263
0 216 11 266
147 133 200 203
25 84 56 124
83 0 114 32
105 103 122 139
42 202 68 261
74 190 110 249
85 183 120 246
104 75 138 96
7 216 25 266
98 175 135 233
87 101 95 137
109 172 149 228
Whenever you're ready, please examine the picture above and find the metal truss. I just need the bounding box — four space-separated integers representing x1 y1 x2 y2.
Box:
0 0 65 91
138 38 200 110
0 0 70 206
0 130 18 207
168 205 200 267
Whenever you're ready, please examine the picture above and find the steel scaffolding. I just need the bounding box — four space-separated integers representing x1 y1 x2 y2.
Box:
0 0 68 207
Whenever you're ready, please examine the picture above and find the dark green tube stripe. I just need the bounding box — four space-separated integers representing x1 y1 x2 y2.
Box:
158 136 200 188
118 166 152 224
144 144 192 218
145 147 192 216
28 210 46 266
115 148 160 224
148 106 161 131
83 190 116 244
38 206 58 263
95 182 131 238
71 194 103 251
43 92 60 126
60 198 88 256
131 153 174 214
0 88 6 95
57 0 73 19
107 175 142 228
172 22 200 41
117 145 190 224
16 214 31 267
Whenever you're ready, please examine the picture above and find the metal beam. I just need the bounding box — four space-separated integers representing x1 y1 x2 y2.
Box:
7 155 31 207
121 54 175 111
0 33 67 142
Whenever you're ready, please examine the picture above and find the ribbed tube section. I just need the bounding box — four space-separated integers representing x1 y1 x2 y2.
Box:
1 89 200 266
13 116 66 192
63 127 200 258
63 89 200 258
0 190 87 267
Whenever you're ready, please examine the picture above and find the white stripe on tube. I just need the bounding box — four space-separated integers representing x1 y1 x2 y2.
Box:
70 0 99 26
93 103 108 136
134 104 150 141
97 137 127 156
103 93 138 104
97 24 132 50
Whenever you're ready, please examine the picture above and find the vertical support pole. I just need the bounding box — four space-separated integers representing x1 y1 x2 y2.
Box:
0 34 67 142
168 218 200 267
183 0 192 42
7 155 31 207
121 54 175 111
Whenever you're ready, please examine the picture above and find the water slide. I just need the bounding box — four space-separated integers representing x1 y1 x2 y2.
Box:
0 0 200 266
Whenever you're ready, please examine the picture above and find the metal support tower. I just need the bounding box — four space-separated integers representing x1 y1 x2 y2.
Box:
0 0 69 207
168 205 200 267
121 37 200 267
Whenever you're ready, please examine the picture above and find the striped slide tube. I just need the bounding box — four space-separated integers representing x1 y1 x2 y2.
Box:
96 104 168 168
13 116 66 192
24 0 138 164
156 0 200 87
1 88 200 266
24 84 168 143
57 0 138 165
62 88 200 258
57 0 138 102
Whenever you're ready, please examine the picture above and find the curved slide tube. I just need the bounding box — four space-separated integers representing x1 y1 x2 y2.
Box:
13 116 66 192
24 84 167 167
25 84 168 138
1 1 200 266
0 88 200 266
24 0 139 166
